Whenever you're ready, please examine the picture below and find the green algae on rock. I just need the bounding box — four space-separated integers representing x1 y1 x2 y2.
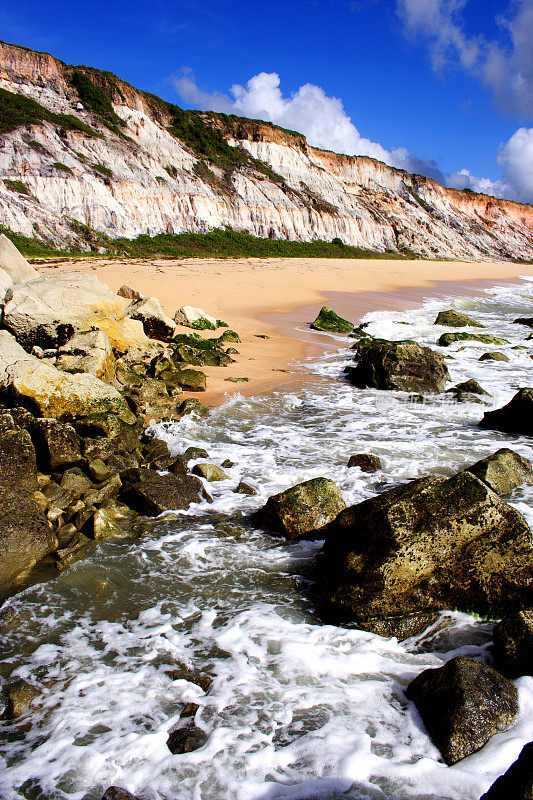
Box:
434 309 485 328
346 339 449 393
438 331 508 347
311 306 354 334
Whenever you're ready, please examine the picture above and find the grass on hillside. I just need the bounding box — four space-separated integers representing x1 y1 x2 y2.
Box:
0 225 421 260
0 87 97 137
68 70 126 133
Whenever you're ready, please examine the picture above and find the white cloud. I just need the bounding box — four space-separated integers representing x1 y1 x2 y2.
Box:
498 127 533 203
396 0 533 116
174 70 446 181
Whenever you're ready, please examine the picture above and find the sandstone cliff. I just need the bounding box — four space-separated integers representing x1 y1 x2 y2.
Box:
0 40 532 260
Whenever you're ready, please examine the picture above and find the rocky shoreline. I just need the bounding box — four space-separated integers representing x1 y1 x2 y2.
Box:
1 234 533 799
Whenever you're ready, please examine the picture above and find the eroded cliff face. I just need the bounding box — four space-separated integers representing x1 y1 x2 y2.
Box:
0 40 532 260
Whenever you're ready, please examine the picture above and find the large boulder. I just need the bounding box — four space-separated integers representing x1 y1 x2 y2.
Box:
493 609 533 678
252 477 346 540
480 389 533 437
120 469 209 515
126 296 176 341
0 233 38 283
0 425 56 592
318 471 533 636
466 448 533 496
2 274 149 351
0 331 134 422
480 742 533 799
345 339 449 393
310 306 354 334
56 330 115 383
406 657 518 765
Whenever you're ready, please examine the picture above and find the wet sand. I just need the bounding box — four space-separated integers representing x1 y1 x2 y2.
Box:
37 257 533 406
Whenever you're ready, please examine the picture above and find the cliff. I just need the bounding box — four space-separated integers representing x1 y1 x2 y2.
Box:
0 40 532 260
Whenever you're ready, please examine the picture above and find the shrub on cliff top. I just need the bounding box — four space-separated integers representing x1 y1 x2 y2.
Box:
0 87 96 137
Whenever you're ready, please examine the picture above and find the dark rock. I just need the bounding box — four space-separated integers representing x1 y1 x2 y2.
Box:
141 438 176 471
480 742 533 799
345 339 449 393
406 656 518 764
29 418 84 472
166 665 213 691
252 477 346 540
514 318 533 328
176 399 209 419
126 297 175 341
347 454 382 472
167 721 208 754
434 310 485 328
235 482 257 496
184 447 209 460
101 788 142 800
221 459 235 468
218 329 240 344
174 369 206 392
54 531 92 569
446 379 490 404
480 389 533 437
466 448 533 496
479 351 510 362
120 470 209 515
180 702 200 718
117 285 142 301
87 459 115 483
310 306 354 334
70 413 142 454
438 332 508 347
319 471 533 635
493 609 533 678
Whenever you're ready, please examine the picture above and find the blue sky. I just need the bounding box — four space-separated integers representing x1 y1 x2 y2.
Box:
2 0 532 201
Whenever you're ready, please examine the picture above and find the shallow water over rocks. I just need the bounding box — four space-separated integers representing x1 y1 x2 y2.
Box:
1 279 533 800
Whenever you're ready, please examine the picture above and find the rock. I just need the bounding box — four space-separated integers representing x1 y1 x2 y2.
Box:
345 339 449 393
480 742 533 799
493 609 533 678
0 266 13 298
438 332 508 347
235 482 257 496
192 463 230 482
180 702 200 718
347 454 382 472
514 318 533 328
84 474 122 507
218 329 240 344
117 285 142 301
141 438 176 470
252 477 346 540
3 679 41 719
466 448 533 496
479 351 510 362
2 274 149 351
184 447 209 460
434 309 485 328
88 459 115 482
0 331 135 423
55 531 92 569
167 721 208 754
0 233 39 283
126 296 176 341
176 399 209 418
166 665 213 690
92 503 138 540
480 389 533 437
101 787 142 800
0 427 56 590
56 330 115 383
174 369 207 392
406 656 518 765
174 305 219 330
319 471 533 635
310 306 354 334
28 418 84 472
446 379 490 403
120 469 209 515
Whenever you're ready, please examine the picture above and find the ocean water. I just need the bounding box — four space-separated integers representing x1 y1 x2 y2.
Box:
1 279 533 800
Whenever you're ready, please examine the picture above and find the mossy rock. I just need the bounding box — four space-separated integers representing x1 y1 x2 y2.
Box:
218 329 241 344
438 332 508 347
174 369 207 392
176 399 209 418
435 310 485 328
192 463 230 482
479 351 510 362
346 338 449 393
252 477 346 540
311 306 354 334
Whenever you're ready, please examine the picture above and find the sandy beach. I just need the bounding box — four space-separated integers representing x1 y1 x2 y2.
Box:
37 256 533 405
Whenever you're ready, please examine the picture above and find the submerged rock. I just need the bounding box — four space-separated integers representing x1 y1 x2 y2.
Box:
252 477 346 540
311 306 354 334
493 610 533 678
480 388 533 437
347 454 382 472
434 309 485 328
406 656 518 765
514 317 533 328
3 678 41 719
446 379 489 403
345 339 449 393
120 469 209 515
438 332 508 347
167 721 208 754
319 471 533 635
101 788 143 800
466 448 533 496
480 742 533 799
479 351 510 362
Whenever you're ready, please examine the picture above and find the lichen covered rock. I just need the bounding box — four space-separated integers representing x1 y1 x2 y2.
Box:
466 448 533 496
345 339 449 393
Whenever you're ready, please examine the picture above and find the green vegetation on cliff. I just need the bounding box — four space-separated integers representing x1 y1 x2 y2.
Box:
0 86 96 137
